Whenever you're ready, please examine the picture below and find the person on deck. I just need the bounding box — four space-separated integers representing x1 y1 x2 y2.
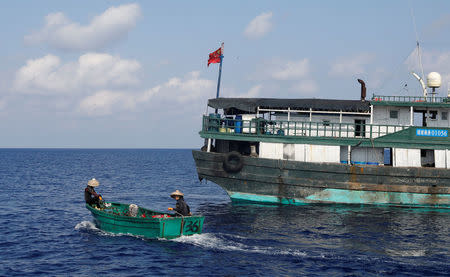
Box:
84 178 102 207
168 190 191 216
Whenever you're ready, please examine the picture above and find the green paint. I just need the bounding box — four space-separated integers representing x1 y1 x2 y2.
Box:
229 192 308 205
228 190 450 208
86 202 204 239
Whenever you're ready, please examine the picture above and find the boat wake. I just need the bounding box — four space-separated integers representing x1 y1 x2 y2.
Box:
75 221 125 237
75 220 150 239
172 233 306 257
385 249 426 257
75 221 98 231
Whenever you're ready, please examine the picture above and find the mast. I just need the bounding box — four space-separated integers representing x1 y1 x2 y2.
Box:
216 43 224 99
410 5 426 98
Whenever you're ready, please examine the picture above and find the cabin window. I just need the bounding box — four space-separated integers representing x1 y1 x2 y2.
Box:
354 119 366 137
442 111 448 120
383 148 392 166
421 149 426 157
322 120 330 126
420 149 435 167
429 111 437 120
389 110 398 119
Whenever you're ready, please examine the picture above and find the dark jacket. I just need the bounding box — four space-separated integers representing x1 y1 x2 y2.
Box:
174 197 190 216
84 186 100 205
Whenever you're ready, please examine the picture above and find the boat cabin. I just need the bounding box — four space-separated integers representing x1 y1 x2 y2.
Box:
201 95 450 169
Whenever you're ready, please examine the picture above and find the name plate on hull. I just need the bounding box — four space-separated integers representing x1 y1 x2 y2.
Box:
416 129 448 137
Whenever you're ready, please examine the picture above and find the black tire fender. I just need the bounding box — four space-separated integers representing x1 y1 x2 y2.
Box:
223 151 244 173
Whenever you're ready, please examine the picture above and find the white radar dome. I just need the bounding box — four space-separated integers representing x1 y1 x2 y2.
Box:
427 72 442 88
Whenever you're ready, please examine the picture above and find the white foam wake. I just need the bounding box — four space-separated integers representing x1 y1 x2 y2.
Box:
75 220 148 239
385 249 426 257
173 233 306 257
75 220 98 231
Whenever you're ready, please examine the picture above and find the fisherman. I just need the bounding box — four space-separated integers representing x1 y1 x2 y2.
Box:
84 178 103 208
168 190 191 216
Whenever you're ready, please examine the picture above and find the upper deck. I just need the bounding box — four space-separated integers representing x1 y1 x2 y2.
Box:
201 96 450 150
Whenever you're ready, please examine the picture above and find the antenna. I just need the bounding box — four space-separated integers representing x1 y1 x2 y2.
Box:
410 4 426 86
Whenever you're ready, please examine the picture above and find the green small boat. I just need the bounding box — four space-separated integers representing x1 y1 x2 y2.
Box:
86 202 205 239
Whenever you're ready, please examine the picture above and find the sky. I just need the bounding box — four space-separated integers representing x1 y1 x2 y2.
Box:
1 1 450 148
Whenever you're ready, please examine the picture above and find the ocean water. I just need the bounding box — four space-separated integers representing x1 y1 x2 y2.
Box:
0 149 449 276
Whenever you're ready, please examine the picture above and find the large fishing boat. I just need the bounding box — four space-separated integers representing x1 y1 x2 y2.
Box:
192 73 450 208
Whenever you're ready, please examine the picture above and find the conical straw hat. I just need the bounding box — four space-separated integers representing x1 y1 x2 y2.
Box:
88 178 99 187
170 190 184 198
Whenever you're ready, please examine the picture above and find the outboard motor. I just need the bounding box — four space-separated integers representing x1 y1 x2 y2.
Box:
129 204 139 217
358 79 366 101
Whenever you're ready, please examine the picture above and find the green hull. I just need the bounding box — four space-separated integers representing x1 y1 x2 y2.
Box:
86 202 204 239
193 150 450 208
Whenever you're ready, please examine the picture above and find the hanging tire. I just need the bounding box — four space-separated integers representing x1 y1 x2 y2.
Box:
223 151 244 173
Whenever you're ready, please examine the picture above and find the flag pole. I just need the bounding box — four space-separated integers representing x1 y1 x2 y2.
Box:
216 56 223 98
215 43 224 113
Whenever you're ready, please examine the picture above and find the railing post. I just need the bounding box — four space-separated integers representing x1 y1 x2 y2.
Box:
410 106 413 126
347 145 351 164
370 105 373 124
256 119 259 135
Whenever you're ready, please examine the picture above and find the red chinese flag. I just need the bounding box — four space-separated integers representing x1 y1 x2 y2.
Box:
208 47 222 67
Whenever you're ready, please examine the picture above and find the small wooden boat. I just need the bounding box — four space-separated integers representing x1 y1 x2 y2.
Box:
86 202 204 239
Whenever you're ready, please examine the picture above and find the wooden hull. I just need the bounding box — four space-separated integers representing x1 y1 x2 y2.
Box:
86 202 204 239
192 150 450 208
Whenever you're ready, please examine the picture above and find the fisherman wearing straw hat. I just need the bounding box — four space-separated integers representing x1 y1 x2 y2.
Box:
84 178 103 208
168 190 191 216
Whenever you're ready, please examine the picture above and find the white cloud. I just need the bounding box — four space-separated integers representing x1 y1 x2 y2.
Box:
77 53 141 87
244 85 262 97
78 71 215 116
153 71 215 102
244 12 273 39
160 71 216 102
25 3 141 51
79 90 136 116
329 53 375 77
227 85 263 98
13 53 141 94
271 59 310 80
290 80 319 95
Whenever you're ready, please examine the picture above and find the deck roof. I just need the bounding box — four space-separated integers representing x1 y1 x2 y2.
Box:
208 98 371 114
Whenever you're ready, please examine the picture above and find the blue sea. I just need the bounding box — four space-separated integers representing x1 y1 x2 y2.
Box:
1 149 449 276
